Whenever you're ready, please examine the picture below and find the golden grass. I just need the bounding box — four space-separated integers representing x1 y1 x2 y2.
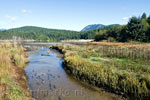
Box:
0 42 33 100
89 42 150 61
90 42 150 48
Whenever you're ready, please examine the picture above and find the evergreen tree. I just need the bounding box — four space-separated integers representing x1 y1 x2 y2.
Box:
146 15 150 42
126 17 146 41
141 12 147 19
147 15 150 25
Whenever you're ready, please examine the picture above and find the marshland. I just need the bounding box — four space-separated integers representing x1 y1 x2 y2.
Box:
1 41 150 100
0 0 150 100
52 42 150 100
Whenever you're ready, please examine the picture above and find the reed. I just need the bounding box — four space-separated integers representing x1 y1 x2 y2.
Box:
52 44 150 100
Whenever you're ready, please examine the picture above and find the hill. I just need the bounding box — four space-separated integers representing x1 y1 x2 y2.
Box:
81 24 119 32
0 24 120 41
0 26 81 41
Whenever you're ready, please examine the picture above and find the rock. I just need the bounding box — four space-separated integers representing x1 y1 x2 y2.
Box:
41 54 50 56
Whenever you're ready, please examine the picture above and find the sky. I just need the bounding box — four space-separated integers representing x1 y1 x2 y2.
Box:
0 0 150 31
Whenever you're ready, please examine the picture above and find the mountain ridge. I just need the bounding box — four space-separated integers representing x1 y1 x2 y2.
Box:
8 26 78 32
81 24 119 32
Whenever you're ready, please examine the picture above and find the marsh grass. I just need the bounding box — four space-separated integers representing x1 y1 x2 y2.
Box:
52 44 150 100
0 42 32 100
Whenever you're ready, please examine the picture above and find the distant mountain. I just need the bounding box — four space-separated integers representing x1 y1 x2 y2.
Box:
0 29 6 31
81 24 119 32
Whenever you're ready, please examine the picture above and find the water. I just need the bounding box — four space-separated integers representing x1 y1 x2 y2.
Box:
25 44 124 100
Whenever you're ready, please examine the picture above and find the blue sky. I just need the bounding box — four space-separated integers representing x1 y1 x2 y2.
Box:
0 0 149 31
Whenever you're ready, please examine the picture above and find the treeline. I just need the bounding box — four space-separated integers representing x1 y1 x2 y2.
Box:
95 13 150 42
0 26 82 41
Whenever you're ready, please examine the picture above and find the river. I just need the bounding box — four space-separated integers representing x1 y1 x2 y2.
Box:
24 43 124 100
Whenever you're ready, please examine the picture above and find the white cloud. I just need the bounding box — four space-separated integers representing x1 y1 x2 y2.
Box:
5 15 17 22
123 16 132 20
21 9 32 14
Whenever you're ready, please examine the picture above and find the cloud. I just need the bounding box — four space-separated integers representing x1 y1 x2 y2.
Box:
5 15 17 22
21 9 32 14
123 16 132 20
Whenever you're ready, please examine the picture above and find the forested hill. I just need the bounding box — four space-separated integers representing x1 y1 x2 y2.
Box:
9 26 74 32
0 25 120 41
0 26 82 41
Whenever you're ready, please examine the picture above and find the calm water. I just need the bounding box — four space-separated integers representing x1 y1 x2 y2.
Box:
25 44 123 100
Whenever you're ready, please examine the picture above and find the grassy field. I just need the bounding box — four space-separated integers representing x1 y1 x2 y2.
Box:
52 42 150 100
0 42 33 100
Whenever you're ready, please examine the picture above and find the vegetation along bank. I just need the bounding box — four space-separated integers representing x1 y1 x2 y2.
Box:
51 43 150 100
0 42 33 100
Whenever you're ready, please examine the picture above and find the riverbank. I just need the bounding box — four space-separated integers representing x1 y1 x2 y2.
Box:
51 43 150 100
0 42 33 100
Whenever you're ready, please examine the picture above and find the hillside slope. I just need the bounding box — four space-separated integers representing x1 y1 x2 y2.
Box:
0 26 81 41
81 24 119 32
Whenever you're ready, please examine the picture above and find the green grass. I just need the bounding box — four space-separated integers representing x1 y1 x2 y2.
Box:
52 44 150 100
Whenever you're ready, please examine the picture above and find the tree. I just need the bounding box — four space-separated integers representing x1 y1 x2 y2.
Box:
141 12 147 19
126 16 147 42
106 26 122 40
118 26 128 42
146 15 150 42
147 15 150 25
94 29 107 41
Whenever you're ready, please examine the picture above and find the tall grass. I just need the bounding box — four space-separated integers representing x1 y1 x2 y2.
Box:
97 45 150 61
90 42 150 61
0 42 32 100
52 44 150 100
